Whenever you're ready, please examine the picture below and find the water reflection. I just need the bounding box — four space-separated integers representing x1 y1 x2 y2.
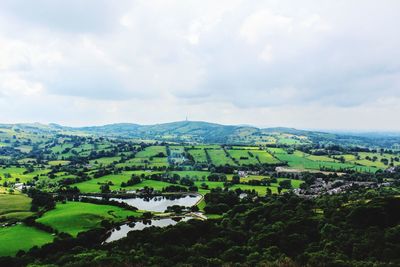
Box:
110 194 201 212
105 217 193 243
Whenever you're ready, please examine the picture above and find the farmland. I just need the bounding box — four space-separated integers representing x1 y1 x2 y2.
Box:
268 148 381 173
0 121 398 264
36 202 141 237
227 149 259 165
0 224 54 256
207 149 235 166
0 193 34 222
187 148 208 163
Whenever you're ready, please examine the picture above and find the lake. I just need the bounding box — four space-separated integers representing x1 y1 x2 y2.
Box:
105 217 193 243
110 194 202 212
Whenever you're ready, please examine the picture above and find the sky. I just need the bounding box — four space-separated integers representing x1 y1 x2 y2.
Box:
0 0 399 131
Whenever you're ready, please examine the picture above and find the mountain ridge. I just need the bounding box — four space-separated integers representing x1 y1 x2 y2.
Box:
1 120 400 147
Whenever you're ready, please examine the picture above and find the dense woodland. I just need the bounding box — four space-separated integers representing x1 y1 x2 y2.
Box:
1 190 399 266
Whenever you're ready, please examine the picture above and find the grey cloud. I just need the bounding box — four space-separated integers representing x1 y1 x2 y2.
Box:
0 0 400 129
0 0 129 33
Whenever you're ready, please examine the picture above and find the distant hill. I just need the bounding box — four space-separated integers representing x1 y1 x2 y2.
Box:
76 121 256 144
1 120 399 148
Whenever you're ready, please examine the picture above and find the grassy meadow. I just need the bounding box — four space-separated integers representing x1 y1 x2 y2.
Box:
37 202 141 237
0 224 54 256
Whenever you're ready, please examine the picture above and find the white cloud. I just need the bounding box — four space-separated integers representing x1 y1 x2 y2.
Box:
259 44 273 62
0 74 44 97
0 0 399 130
239 9 293 44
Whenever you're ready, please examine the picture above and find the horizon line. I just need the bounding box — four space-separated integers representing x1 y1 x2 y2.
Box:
1 120 400 134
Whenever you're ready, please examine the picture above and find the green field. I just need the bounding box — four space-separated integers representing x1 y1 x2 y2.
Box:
48 160 70 166
135 146 167 158
50 143 73 154
195 177 303 196
37 202 141 236
251 150 280 164
122 179 175 191
75 172 170 193
187 149 208 163
89 156 121 166
225 149 280 165
268 148 379 173
277 138 303 145
17 158 37 164
207 149 235 166
0 193 34 222
117 156 169 168
170 171 210 180
116 146 169 168
194 181 225 195
231 146 260 150
0 224 54 256
227 149 259 165
0 167 50 183
169 146 185 154
342 152 400 169
230 184 279 195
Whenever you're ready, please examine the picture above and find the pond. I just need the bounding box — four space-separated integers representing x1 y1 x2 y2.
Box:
105 217 193 243
110 194 202 212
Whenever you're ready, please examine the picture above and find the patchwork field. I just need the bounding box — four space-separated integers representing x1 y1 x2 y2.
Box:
207 149 235 166
341 152 400 169
89 156 121 166
0 167 50 183
187 146 280 166
251 150 280 164
113 146 169 168
75 171 177 193
227 149 259 165
268 148 379 173
170 171 210 179
187 149 208 164
48 160 70 166
230 184 279 195
135 146 167 158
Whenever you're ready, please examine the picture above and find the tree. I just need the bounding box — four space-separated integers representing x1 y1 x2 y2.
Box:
100 184 111 194
279 179 292 189
266 188 272 196
278 186 282 194
231 175 240 184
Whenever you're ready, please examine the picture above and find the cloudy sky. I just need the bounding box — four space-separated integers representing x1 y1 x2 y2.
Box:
0 0 399 130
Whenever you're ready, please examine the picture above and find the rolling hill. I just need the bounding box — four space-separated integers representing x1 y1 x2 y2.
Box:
0 121 399 148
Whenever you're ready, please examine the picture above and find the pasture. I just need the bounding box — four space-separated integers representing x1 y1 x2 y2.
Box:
227 149 259 165
187 149 208 163
74 172 169 193
89 156 121 166
0 193 34 222
0 167 50 183
268 148 379 173
48 160 70 166
0 224 54 256
37 202 141 236
251 150 280 164
207 149 235 166
135 146 167 158
170 171 210 180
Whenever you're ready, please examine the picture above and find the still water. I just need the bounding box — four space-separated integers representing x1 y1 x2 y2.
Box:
110 194 201 212
105 217 193 243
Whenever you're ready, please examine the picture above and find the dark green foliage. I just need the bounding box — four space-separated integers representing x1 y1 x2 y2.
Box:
120 175 141 187
28 189 55 211
7 194 400 266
